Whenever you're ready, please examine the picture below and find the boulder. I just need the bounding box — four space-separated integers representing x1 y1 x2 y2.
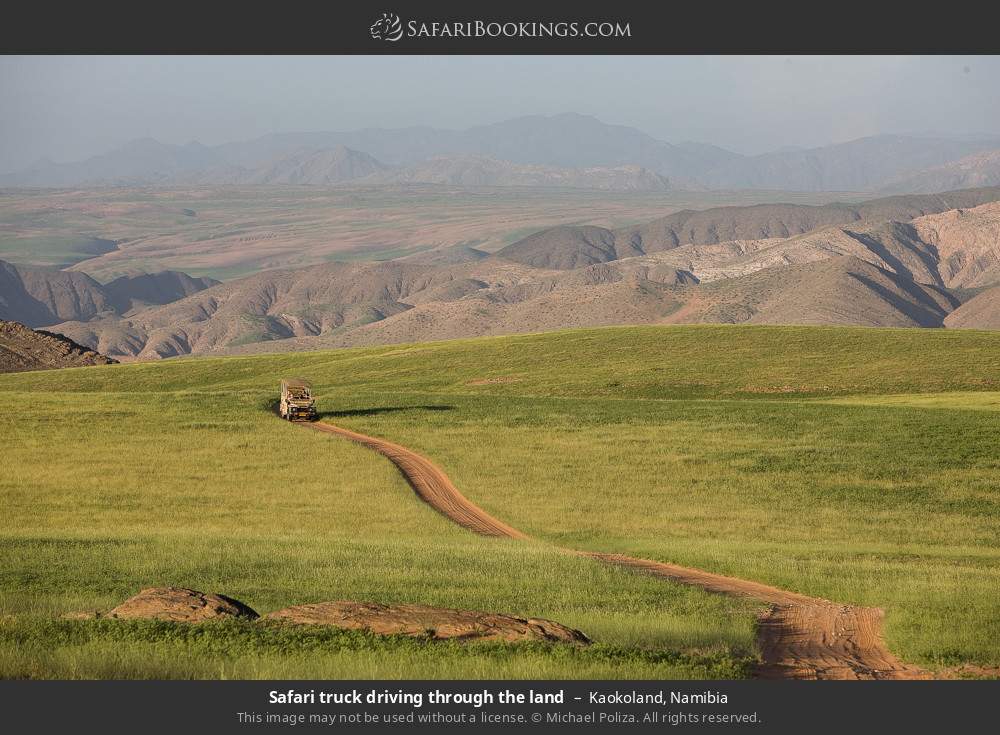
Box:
263 601 588 643
105 586 258 622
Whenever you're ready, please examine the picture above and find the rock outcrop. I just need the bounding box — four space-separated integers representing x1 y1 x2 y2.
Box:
264 601 589 643
0 319 118 373
105 587 259 622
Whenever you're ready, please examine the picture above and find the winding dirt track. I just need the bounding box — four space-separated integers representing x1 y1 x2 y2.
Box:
308 422 526 539
304 420 931 680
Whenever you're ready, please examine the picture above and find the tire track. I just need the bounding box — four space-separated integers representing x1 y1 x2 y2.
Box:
307 421 526 539
302 419 931 680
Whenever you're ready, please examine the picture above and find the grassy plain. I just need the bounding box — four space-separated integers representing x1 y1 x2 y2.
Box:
2 325 998 677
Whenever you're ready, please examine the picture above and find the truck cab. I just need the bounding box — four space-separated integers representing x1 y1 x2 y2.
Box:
279 379 317 421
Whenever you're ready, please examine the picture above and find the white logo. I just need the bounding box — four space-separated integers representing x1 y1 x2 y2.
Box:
370 12 404 41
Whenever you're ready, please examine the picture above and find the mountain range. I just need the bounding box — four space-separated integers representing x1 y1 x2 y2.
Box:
5 114 1000 194
5 185 1000 360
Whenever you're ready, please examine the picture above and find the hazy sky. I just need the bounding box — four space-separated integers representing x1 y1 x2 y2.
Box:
1 55 999 172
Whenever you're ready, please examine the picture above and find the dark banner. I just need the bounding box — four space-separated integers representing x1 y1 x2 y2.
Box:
0 680 995 733
2 1 999 53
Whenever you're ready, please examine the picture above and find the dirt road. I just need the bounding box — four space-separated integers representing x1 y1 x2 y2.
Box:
308 422 526 539
305 419 931 680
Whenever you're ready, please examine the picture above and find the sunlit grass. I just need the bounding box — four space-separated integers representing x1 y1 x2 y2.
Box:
1 324 998 676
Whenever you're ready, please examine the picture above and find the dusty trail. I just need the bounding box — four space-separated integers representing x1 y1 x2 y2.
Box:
308 422 526 539
304 419 931 680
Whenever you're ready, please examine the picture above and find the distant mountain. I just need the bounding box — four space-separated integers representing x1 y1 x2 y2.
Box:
0 114 728 188
6 116 1000 193
449 113 736 179
368 156 671 190
497 186 1000 269
0 260 217 327
1 139 223 187
186 147 672 190
0 320 117 373
699 134 1000 192
880 150 1000 194
239 146 389 185
211 113 740 180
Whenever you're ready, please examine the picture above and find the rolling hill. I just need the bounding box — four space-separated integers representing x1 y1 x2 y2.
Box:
17 186 1000 359
498 187 1000 268
496 225 642 269
51 261 465 358
0 259 218 327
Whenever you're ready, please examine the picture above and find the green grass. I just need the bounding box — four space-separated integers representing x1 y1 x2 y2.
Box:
0 618 748 680
0 235 117 267
1 324 999 678
0 386 756 679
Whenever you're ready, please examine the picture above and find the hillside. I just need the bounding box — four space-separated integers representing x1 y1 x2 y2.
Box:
911 202 1000 288
102 270 220 313
944 286 1000 329
0 319 117 373
501 186 1000 269
882 150 1000 194
695 256 958 328
496 225 641 269
233 254 953 352
39 188 1000 358
52 261 467 358
0 259 217 327
618 186 1000 253
0 259 113 326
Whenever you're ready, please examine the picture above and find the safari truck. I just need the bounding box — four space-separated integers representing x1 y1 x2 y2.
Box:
279 378 317 421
